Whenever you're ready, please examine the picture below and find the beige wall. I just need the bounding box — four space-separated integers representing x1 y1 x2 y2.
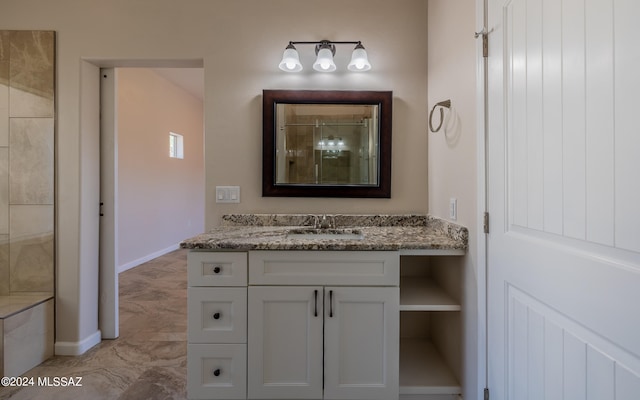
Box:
428 0 480 398
117 68 204 269
202 3 430 224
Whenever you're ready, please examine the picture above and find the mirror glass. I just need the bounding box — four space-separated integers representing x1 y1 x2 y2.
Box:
275 103 379 186
263 90 392 198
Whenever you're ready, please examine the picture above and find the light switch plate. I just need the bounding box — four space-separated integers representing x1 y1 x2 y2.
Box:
216 186 240 203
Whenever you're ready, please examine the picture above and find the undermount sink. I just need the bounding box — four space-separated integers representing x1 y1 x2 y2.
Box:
286 228 365 240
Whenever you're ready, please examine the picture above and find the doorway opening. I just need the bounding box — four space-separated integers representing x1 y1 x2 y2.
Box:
99 63 204 339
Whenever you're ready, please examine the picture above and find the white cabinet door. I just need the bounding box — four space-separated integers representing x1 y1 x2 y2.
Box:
248 286 324 399
323 287 399 400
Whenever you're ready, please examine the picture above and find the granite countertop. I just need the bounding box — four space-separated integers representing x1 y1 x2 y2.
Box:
180 214 468 252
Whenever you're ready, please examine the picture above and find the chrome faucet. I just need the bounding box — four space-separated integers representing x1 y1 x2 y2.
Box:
308 214 338 229
307 214 326 229
318 215 331 229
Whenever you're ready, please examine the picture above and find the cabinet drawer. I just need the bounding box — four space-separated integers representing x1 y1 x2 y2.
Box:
249 251 399 286
187 344 246 399
188 251 247 287
188 287 247 343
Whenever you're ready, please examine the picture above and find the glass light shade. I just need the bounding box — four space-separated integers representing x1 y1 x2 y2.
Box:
313 48 337 72
279 46 303 72
347 46 371 71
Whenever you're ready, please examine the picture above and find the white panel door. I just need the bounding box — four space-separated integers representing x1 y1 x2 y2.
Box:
247 286 323 399
323 287 399 400
487 0 640 398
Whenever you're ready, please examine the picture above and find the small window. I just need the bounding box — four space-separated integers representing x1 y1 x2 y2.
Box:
169 132 184 159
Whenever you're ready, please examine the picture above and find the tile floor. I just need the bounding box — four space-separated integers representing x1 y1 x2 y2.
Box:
0 248 189 400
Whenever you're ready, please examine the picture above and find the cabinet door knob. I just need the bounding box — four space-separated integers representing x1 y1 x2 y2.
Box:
213 265 222 274
213 368 221 377
213 312 221 320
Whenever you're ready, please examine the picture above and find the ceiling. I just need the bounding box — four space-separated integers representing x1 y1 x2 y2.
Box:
152 68 204 101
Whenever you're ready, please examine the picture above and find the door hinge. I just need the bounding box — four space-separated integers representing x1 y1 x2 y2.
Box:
475 29 489 57
484 387 490 400
482 34 488 57
483 212 489 234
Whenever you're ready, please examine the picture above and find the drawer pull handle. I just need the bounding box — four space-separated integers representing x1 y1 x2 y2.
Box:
329 290 334 318
314 290 318 317
213 265 222 274
213 312 221 320
213 368 221 377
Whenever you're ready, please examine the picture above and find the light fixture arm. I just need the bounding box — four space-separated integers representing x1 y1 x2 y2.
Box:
288 40 363 56
288 40 363 46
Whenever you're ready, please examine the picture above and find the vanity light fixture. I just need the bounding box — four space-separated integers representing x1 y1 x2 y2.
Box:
318 137 345 148
278 43 303 72
278 40 371 72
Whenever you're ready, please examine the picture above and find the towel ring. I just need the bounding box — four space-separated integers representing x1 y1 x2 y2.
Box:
429 99 451 133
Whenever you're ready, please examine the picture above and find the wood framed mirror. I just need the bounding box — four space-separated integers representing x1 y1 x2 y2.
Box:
262 90 392 198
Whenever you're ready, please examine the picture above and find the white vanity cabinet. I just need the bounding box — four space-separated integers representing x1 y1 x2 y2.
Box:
186 248 464 400
247 250 400 400
248 286 399 400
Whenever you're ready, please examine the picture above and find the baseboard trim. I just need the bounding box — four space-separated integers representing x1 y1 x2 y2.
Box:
118 243 180 274
54 330 102 356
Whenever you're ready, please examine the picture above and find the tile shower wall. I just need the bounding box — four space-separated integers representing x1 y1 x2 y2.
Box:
0 31 55 295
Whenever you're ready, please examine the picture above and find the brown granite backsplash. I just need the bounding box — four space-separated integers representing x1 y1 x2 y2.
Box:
220 214 468 244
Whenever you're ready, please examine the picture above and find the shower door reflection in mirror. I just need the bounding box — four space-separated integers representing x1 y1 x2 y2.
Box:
275 103 379 186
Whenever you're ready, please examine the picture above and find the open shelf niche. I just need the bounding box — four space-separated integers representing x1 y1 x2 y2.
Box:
399 254 463 397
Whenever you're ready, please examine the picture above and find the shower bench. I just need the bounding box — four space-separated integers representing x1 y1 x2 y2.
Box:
0 294 54 377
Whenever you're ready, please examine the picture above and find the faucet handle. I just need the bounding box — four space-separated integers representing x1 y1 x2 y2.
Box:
329 214 342 229
307 214 320 229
